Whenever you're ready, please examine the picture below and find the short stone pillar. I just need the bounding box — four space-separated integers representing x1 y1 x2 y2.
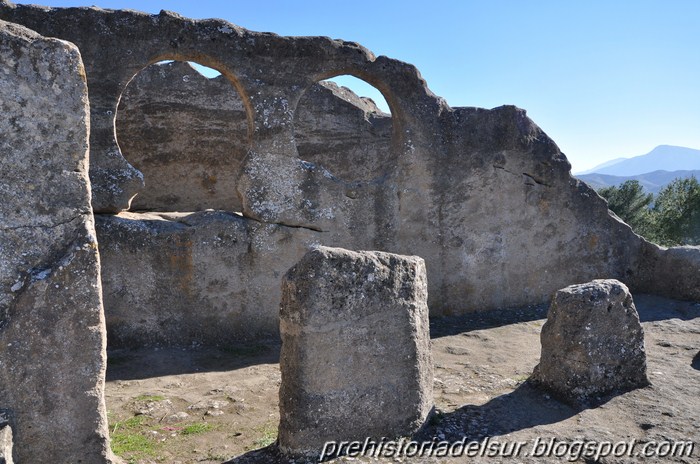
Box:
278 246 433 457
531 279 649 406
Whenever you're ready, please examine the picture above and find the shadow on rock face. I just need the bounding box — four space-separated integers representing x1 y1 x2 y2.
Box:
692 351 700 371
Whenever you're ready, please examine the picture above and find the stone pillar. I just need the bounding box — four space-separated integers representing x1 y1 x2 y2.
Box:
278 246 433 457
0 20 116 463
531 279 649 406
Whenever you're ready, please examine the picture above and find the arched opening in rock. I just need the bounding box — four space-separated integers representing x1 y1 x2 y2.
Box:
326 75 391 114
105 59 257 352
293 75 393 184
116 60 247 212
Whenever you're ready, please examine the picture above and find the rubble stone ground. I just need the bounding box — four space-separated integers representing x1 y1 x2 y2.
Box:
105 294 700 464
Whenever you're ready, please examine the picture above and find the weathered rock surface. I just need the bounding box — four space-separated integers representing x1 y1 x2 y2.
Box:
0 19 115 463
637 243 700 301
116 61 248 212
531 279 649 406
278 246 433 457
96 211 319 347
2 1 698 348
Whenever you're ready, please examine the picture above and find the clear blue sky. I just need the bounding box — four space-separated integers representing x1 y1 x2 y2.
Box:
13 0 700 172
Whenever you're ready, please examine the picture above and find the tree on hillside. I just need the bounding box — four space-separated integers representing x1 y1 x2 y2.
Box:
649 176 700 246
598 180 654 233
598 176 700 246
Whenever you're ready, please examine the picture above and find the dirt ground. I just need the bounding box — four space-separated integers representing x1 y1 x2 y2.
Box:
105 294 700 463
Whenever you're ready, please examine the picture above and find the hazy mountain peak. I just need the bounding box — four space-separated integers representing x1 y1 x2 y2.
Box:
579 145 700 177
576 157 628 175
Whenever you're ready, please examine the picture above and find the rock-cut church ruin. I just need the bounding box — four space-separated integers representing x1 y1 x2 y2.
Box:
1 1 699 462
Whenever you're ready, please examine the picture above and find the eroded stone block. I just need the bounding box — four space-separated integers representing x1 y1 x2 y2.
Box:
278 246 433 457
531 279 649 406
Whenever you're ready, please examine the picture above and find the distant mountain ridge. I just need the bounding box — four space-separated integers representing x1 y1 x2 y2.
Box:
576 145 700 176
577 157 628 175
577 169 700 194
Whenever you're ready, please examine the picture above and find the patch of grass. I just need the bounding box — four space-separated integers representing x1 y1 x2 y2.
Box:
111 431 156 456
110 415 157 459
513 374 530 385
182 422 215 435
134 394 166 402
252 423 277 448
113 415 148 432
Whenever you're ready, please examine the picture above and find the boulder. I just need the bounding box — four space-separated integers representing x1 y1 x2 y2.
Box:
0 20 115 463
531 279 649 406
278 246 433 457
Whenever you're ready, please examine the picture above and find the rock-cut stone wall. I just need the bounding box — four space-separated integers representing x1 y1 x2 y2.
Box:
0 19 116 463
1 1 698 348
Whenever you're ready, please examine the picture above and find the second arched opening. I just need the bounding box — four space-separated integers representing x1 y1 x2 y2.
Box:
293 75 393 184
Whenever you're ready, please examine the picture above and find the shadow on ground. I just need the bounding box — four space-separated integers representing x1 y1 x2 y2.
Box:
223 379 654 464
430 305 548 339
415 381 578 443
106 340 281 381
634 294 700 323
222 382 580 464
106 294 700 382
223 445 286 464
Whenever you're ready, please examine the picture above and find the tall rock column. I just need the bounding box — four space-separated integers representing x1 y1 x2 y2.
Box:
0 20 116 463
